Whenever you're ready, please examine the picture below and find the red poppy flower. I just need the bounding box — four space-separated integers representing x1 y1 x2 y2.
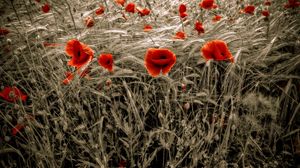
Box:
201 40 234 62
179 4 187 13
143 24 153 32
85 16 95 28
195 21 205 34
261 10 270 17
96 5 105 15
115 0 126 6
180 12 188 18
243 5 255 14
212 4 218 9
43 42 61 47
264 0 271 6
199 0 215 10
98 53 114 72
65 39 94 68
284 0 300 8
62 68 91 85
174 31 186 39
62 71 74 85
78 67 91 78
0 86 27 103
136 7 151 16
125 3 135 13
0 28 9 36
42 3 50 13
212 15 222 22
12 124 25 136
118 160 127 168
144 48 176 77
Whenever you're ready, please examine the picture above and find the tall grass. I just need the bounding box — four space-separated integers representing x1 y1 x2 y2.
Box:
0 0 299 167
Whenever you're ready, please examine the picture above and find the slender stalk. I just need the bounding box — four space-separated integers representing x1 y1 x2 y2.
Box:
10 0 22 25
22 0 33 24
65 0 78 32
103 0 109 13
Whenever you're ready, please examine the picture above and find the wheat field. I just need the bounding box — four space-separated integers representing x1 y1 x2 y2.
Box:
0 0 299 167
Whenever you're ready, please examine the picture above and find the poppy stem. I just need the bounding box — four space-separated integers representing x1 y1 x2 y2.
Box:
180 18 185 32
103 0 109 13
141 17 156 45
144 0 152 11
266 18 270 40
200 9 204 23
10 1 22 25
22 0 33 24
65 0 78 33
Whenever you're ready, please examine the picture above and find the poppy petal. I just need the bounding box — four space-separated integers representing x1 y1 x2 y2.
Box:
62 72 74 85
98 54 114 72
201 40 234 62
125 3 135 13
144 48 176 77
65 39 94 68
145 61 161 77
179 4 187 13
0 86 27 102
96 5 105 15
115 0 126 6
12 124 25 136
0 28 10 36
199 0 215 9
174 31 186 39
143 25 153 32
65 39 82 57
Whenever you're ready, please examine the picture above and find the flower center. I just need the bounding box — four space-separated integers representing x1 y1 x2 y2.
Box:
160 55 167 59
9 91 15 99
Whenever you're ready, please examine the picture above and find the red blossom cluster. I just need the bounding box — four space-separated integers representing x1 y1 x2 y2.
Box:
179 4 188 19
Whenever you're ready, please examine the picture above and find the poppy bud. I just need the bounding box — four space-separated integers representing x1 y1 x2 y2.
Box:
106 79 112 86
6 115 13 121
4 136 11 142
181 83 186 92
42 3 50 13
85 16 95 28
228 113 237 122
231 124 236 130
25 126 32 133
7 38 12 44
14 104 20 110
214 134 220 141
17 116 24 124
183 102 190 111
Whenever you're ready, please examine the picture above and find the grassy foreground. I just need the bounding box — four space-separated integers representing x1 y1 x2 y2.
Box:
0 0 300 167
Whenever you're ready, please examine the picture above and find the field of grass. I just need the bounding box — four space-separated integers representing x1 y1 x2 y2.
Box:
0 0 299 167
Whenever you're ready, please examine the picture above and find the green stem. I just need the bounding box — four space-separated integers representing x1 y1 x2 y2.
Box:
66 0 78 32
